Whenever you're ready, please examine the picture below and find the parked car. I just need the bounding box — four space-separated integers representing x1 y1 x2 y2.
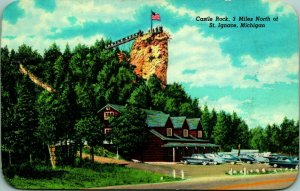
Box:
264 153 281 161
219 154 242 164
251 155 269 164
181 154 213 165
238 154 256 164
293 157 299 163
204 153 225 165
269 156 299 168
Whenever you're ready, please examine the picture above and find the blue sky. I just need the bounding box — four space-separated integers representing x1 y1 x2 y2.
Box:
2 0 299 128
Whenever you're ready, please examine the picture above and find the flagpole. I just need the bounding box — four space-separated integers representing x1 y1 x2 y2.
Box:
150 10 153 33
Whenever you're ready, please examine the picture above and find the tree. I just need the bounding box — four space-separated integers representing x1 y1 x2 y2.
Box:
147 74 162 97
1 47 18 165
40 43 62 84
209 109 217 141
12 76 38 163
152 92 167 110
109 106 148 159
165 83 188 104
230 112 241 148
236 120 250 149
263 124 280 153
280 117 299 155
201 105 211 139
164 97 178 116
127 84 151 108
14 44 43 75
213 111 232 151
249 126 265 152
75 117 104 163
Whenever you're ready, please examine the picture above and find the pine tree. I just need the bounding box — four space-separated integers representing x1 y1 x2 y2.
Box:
13 76 38 163
201 105 211 139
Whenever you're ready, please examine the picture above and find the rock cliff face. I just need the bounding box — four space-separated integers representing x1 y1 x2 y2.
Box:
130 31 170 86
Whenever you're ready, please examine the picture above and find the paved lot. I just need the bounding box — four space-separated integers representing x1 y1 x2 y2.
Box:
85 155 299 190
105 162 298 190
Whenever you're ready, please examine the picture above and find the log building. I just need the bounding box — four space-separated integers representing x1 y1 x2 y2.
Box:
97 104 219 162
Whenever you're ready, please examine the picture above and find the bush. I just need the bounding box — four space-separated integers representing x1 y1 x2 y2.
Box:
83 146 121 159
73 157 82 167
3 165 16 179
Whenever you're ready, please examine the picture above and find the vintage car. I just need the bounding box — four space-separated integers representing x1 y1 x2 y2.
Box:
181 154 213 165
219 154 242 164
248 154 270 164
204 153 225 165
238 154 257 164
269 156 299 168
294 157 299 163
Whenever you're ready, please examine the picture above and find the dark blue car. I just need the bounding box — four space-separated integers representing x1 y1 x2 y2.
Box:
219 154 242 164
238 154 257 164
269 156 298 168
181 154 213 165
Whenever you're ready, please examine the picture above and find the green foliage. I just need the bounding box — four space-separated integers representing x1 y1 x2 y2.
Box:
212 111 250 151
201 105 211 139
75 117 104 162
248 117 299 155
213 111 230 150
109 106 148 159
5 163 176 189
179 99 201 117
280 117 299 154
75 117 104 147
2 37 298 171
11 76 39 160
249 127 265 151
127 84 151 108
83 146 121 159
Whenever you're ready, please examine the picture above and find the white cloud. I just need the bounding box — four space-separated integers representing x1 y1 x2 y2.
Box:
199 96 251 114
261 0 296 16
160 1 223 19
167 25 235 87
2 0 159 52
246 101 298 128
240 53 299 85
198 95 298 128
167 25 298 88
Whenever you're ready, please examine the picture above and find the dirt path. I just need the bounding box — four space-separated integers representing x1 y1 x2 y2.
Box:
82 153 129 165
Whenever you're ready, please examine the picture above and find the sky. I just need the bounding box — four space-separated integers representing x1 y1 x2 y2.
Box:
1 0 299 128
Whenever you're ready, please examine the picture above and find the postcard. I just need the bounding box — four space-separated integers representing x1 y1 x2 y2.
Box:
1 0 299 190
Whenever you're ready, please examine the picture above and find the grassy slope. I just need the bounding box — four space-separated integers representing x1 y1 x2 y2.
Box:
5 164 177 189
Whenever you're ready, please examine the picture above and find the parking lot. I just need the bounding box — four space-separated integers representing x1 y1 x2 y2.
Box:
103 162 298 190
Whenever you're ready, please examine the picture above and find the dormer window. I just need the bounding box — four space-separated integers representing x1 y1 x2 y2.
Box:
166 128 172 136
198 130 203 138
183 129 189 137
104 111 114 120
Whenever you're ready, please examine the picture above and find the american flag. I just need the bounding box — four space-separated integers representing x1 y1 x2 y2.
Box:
151 11 160 20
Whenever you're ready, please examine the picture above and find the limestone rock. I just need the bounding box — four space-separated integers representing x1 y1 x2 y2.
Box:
130 31 170 86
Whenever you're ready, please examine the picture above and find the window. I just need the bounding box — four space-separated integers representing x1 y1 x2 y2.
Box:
104 111 114 120
104 128 112 134
183 129 189 137
198 130 203 138
166 128 172 136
